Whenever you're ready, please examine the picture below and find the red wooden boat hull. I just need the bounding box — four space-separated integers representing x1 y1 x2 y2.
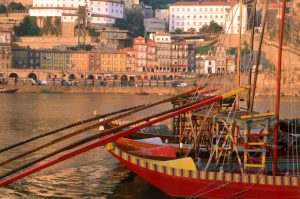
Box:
108 146 300 199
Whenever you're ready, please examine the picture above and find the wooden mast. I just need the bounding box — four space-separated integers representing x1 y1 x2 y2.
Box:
247 0 258 110
236 0 243 109
273 0 287 176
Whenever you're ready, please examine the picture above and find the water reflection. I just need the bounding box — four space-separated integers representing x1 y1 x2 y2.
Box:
0 93 299 198
0 93 172 198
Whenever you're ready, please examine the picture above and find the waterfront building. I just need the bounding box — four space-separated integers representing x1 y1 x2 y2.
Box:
145 39 157 72
12 48 28 69
40 49 69 70
69 50 89 71
151 32 172 73
100 51 127 72
169 1 247 34
122 47 136 72
134 34 192 74
30 0 124 36
28 49 41 69
144 18 167 33
188 44 196 73
133 36 147 72
89 50 101 71
171 40 189 73
0 30 12 69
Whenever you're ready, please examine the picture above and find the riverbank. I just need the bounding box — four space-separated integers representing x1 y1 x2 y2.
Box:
3 85 183 95
2 83 299 96
2 70 300 96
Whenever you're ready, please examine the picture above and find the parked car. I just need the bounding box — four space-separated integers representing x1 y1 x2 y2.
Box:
172 81 187 87
177 82 187 87
37 80 47 85
100 80 107 86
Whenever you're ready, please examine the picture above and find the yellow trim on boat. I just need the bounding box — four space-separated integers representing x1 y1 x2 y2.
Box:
284 176 290 186
233 174 240 182
267 176 274 185
291 177 298 186
108 144 300 187
240 112 275 119
259 176 266 184
222 88 246 99
275 176 282 185
243 175 248 183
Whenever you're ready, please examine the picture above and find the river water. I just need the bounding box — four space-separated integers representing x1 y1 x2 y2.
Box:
0 93 299 198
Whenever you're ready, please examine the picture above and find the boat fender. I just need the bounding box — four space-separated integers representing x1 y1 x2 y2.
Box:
179 142 183 148
165 139 168 144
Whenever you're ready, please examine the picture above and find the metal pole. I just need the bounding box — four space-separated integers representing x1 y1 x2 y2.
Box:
236 0 243 109
273 0 286 176
249 0 269 112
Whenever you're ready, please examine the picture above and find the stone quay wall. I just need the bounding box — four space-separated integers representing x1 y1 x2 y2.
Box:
3 71 300 96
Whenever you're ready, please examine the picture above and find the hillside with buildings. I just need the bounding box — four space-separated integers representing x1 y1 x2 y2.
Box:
0 0 299 87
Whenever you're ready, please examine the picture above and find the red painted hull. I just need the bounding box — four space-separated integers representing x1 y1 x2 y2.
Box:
109 151 300 199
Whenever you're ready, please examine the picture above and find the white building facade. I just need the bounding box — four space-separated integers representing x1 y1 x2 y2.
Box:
169 1 247 34
30 0 124 25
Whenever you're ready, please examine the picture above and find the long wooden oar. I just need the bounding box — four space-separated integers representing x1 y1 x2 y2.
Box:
0 88 244 186
0 87 205 167
0 95 213 180
0 105 145 154
0 87 202 154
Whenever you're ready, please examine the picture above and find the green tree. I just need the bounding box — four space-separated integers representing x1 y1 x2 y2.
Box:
141 0 176 9
54 17 62 36
42 17 52 35
7 2 25 12
14 16 40 36
199 21 223 34
208 21 223 33
67 44 93 51
199 24 209 33
116 10 145 36
188 28 196 34
174 28 183 34
0 4 6 14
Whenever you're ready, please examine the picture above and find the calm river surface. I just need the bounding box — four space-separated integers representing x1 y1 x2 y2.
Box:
0 93 299 198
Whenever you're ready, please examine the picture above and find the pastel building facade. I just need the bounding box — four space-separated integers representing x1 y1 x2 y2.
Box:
0 31 12 69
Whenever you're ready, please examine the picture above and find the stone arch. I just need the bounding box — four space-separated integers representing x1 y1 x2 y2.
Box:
9 73 18 78
87 74 94 80
143 75 149 80
0 72 4 77
69 74 76 81
114 75 119 80
121 75 128 86
28 73 38 81
128 76 135 86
